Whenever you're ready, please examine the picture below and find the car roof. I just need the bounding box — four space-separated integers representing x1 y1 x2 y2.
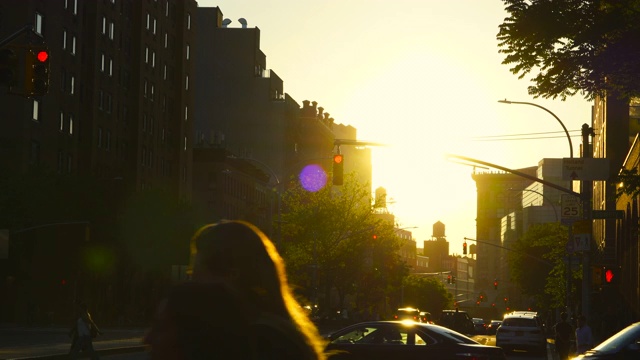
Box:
397 307 420 312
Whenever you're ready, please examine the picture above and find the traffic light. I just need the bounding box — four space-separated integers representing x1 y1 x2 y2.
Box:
0 47 18 86
25 46 50 96
372 234 378 240
494 280 498 290
447 275 451 284
332 154 344 185
603 266 619 285
462 242 467 255
451 276 456 284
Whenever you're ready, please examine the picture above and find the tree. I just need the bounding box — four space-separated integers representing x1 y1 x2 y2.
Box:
400 275 453 313
508 222 579 310
279 173 408 314
497 0 640 100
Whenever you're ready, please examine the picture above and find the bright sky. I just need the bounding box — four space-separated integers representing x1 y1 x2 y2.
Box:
200 0 592 254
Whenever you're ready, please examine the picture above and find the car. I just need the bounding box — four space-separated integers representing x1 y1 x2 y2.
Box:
495 312 547 355
393 307 422 323
570 321 640 359
438 310 475 335
419 311 434 324
324 320 507 360
472 317 487 334
486 320 502 335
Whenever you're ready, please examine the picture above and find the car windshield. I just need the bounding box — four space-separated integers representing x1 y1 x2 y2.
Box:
590 322 640 353
502 318 537 327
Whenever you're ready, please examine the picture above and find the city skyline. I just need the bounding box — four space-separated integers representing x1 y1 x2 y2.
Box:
202 0 592 251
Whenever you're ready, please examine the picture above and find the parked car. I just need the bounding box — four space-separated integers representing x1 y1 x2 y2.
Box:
419 311 434 324
486 320 502 335
393 307 422 323
438 310 475 335
571 321 640 360
324 320 507 360
472 317 487 334
495 312 547 355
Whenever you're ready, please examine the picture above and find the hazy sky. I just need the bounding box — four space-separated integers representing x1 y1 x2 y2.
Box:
199 0 592 253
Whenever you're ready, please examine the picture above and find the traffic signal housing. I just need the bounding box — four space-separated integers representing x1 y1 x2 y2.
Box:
0 47 18 86
25 46 50 96
494 280 498 290
462 242 467 255
603 266 619 285
332 154 344 185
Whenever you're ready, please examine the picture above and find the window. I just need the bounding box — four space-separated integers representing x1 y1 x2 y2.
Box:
71 35 76 55
164 33 168 48
145 47 149 63
163 64 167 80
35 13 43 35
59 112 64 131
184 136 187 150
146 13 150 30
62 29 67 49
144 79 148 97
98 127 103 148
187 13 191 30
102 16 107 34
72 0 78 15
106 131 111 150
186 44 190 60
98 90 103 110
185 75 188 90
106 93 112 113
184 105 188 121
70 76 75 94
32 99 40 121
109 22 114 40
101 53 105 72
151 51 155 67
150 84 154 101
165 1 169 17
69 114 73 135
152 18 157 34
109 58 113 76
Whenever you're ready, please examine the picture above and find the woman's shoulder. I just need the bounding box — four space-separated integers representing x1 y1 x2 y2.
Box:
252 313 319 359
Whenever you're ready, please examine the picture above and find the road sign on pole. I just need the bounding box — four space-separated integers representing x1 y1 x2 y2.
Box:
562 158 610 181
561 194 582 220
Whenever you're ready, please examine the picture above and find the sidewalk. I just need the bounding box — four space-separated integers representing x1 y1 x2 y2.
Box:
0 325 147 360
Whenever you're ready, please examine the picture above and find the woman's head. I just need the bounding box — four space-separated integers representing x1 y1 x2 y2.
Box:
189 220 286 313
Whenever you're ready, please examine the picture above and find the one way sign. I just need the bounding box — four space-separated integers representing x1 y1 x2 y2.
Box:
562 158 610 181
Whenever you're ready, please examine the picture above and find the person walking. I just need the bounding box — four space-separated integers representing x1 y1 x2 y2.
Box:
144 220 328 359
575 314 594 355
554 312 573 360
69 303 101 360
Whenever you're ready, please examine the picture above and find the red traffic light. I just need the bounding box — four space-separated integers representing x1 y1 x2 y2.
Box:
372 234 378 240
36 50 49 62
605 268 614 283
333 154 343 164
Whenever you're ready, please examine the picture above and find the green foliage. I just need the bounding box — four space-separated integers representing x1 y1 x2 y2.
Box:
508 222 579 309
280 173 408 310
498 0 640 100
615 168 640 199
401 275 453 313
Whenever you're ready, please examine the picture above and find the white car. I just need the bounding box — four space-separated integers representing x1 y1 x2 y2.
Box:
495 312 547 355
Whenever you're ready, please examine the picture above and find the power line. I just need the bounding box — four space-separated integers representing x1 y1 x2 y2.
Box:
472 130 582 139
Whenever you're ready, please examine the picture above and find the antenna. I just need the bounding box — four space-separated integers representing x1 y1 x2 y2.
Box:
222 18 232 27
238 18 247 28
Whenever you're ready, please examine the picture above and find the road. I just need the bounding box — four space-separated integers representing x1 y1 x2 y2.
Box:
102 335 557 360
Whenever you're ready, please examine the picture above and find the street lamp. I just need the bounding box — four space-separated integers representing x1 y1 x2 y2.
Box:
498 99 573 158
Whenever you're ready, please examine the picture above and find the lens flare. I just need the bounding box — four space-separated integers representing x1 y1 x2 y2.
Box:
299 164 327 192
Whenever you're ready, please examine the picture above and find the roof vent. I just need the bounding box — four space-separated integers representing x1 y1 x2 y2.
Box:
222 18 232 27
238 18 247 28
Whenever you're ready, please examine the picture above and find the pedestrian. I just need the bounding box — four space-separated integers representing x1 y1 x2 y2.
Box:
554 312 573 360
575 314 594 354
144 220 328 359
144 280 256 359
189 220 328 359
69 303 102 360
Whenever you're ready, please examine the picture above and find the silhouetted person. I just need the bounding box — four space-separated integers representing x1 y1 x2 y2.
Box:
145 220 327 359
69 303 101 360
554 312 573 360
575 314 594 354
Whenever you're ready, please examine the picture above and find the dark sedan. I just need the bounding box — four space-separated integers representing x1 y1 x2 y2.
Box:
324 320 506 360
571 321 640 360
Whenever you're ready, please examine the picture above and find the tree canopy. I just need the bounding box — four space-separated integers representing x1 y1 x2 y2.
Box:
498 0 640 100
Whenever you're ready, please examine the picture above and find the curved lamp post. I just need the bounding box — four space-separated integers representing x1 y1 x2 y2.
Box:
498 99 573 158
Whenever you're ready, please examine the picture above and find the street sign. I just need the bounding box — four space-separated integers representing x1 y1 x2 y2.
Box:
592 210 624 219
562 158 610 181
573 234 591 252
561 195 581 220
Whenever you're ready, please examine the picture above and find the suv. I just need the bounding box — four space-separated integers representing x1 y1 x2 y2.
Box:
438 310 474 334
393 307 421 322
495 312 547 355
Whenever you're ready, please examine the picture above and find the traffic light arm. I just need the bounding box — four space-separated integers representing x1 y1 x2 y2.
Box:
0 25 37 48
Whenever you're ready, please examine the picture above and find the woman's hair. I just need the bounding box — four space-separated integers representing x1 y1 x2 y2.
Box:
189 220 326 359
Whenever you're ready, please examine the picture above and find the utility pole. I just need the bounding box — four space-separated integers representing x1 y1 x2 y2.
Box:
581 123 595 318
